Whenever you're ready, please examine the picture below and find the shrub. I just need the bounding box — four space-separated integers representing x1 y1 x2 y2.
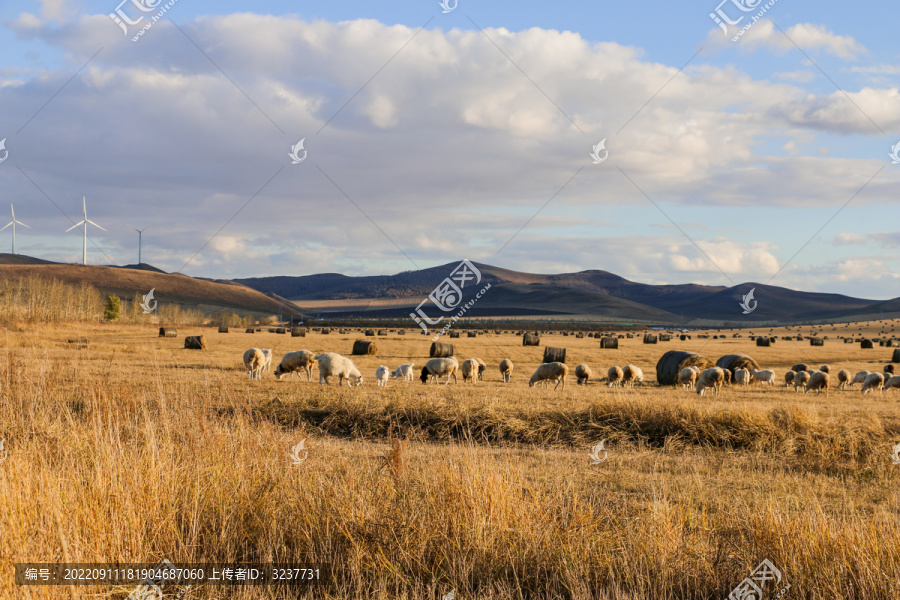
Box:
103 295 121 321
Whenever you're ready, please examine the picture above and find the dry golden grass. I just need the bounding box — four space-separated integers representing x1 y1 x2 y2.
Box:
1 319 899 599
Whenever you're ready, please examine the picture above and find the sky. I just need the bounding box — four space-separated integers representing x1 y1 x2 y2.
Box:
0 0 898 299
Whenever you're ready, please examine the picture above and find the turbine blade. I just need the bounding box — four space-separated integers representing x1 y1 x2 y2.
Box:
0 222 12 232
86 220 107 231
66 221 86 232
16 221 30 229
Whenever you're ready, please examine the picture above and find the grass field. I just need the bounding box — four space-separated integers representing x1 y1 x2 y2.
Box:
1 319 899 599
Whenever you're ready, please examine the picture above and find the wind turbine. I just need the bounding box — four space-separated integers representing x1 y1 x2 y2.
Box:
0 204 30 254
128 224 149 265
65 196 106 266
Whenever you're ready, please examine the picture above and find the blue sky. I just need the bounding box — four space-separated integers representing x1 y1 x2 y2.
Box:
0 0 898 299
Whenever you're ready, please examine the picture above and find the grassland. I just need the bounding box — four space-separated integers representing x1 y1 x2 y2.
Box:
1 318 899 599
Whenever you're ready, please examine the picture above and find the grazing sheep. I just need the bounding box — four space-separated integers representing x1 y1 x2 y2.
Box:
837 369 851 390
861 373 884 395
461 359 480 383
260 349 273 374
474 358 487 381
376 365 390 388
696 367 725 396
678 367 699 390
314 352 363 387
575 364 592 385
750 369 776 386
529 362 569 391
391 363 416 381
849 370 870 387
622 365 644 387
274 350 318 381
420 357 459 385
499 359 514 383
805 371 829 395
884 375 900 393
243 348 265 380
733 368 750 385
784 370 795 387
607 366 624 388
793 370 811 392
819 364 831 374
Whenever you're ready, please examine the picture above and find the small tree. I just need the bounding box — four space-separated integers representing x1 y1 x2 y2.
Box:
104 295 121 321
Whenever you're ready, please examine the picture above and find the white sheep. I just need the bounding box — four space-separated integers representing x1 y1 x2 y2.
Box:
849 370 870 387
861 372 884 395
243 348 265 380
750 369 776 386
607 366 624 388
622 365 643 387
274 350 318 381
733 368 750 385
883 375 900 393
260 349 273 374
575 364 592 385
461 359 480 383
696 367 725 396
376 365 390 388
836 369 851 390
420 357 459 385
499 359 514 383
314 352 363 387
391 363 416 381
793 370 811 392
529 362 568 391
678 367 699 390
474 358 486 381
805 371 829 395
784 370 795 387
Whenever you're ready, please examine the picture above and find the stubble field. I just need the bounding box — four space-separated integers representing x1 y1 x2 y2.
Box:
1 320 899 599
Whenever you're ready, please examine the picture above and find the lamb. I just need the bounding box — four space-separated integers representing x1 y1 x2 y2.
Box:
836 369 851 390
750 369 776 386
622 365 644 387
376 365 390 388
260 349 273 374
575 364 592 385
793 370 811 392
461 359 480 383
314 352 363 387
883 375 900 393
784 370 795 387
499 359 514 383
420 357 459 384
607 366 624 388
243 348 265 380
529 362 569 391
733 367 750 385
274 350 318 381
678 367 699 390
805 371 829 395
391 363 416 381
849 370 870 387
861 372 884 395
696 367 725 396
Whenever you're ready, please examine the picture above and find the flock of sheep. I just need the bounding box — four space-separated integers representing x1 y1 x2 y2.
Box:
679 363 900 396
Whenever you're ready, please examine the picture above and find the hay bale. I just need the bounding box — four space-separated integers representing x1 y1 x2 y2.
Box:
218 326 229 333
449 331 460 339
275 327 286 334
575 333 584 339
542 347 567 364
377 330 387 336
365 329 375 336
656 351 714 386
791 363 808 373
67 338 89 344
245 328 255 333
398 330 406 335
184 335 207 350
467 332 477 338
352 340 377 356
659 334 672 342
643 334 658 344
430 342 454 358
756 337 771 347
523 333 540 346
810 338 824 346
600 336 618 349
291 327 307 337
861 339 874 349
626 333 634 338
158 327 177 338
886 364 896 374
716 354 760 373
892 349 900 363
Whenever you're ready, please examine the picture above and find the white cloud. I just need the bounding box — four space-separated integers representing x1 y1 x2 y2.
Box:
723 21 867 60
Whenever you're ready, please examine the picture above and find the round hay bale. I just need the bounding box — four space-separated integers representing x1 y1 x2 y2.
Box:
575 333 584 339
626 333 634 338
321 328 331 334
643 334 658 344
656 350 714 386
542 347 567 364
600 336 618 349
449 330 460 339
398 330 406 335
791 363 808 373
885 364 895 374
467 331 477 338
67 338 89 344
218 326 229 333
184 335 207 350
756 337 771 347
861 338 874 349
523 333 540 346
892 349 900 363
275 327 286 334
659 334 672 342
716 354 760 373
365 329 375 337
352 340 377 356
377 330 387 336
245 328 255 333
158 327 177 338
291 327 307 337
430 342 454 358
810 338 824 346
